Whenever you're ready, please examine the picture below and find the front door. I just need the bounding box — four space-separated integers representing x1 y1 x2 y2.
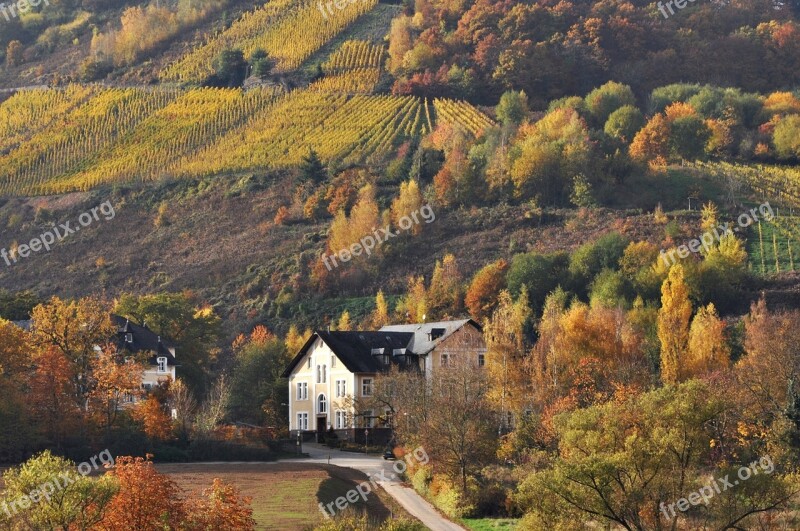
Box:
317 416 326 441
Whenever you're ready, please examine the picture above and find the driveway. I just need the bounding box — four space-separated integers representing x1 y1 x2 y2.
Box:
290 443 466 531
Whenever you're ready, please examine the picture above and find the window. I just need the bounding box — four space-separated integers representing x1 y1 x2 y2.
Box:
157 357 168 373
331 355 336 368
441 353 449 367
142 383 152 391
335 410 346 429
362 378 373 397
478 353 485 367
297 382 308 400
335 380 346 398
363 410 374 428
318 394 327 414
322 365 327 383
297 413 308 431
316 365 321 383
307 357 312 369
125 333 133 343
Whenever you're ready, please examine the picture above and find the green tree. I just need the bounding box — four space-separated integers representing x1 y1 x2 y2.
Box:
604 105 645 143
300 149 328 184
517 381 792 530
506 252 569 314
0 451 117 530
584 81 636 126
496 90 529 126
209 48 247 87
228 327 289 425
115 292 221 395
249 49 274 79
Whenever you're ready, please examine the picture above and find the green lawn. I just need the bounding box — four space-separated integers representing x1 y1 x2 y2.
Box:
462 518 520 531
157 462 408 530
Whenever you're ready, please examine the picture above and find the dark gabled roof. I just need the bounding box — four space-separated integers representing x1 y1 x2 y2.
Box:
281 330 415 377
110 314 177 366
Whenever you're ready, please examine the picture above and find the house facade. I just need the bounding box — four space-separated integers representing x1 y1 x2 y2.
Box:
282 319 486 441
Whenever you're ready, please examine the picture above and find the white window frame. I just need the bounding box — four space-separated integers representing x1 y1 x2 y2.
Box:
297 382 308 400
157 356 168 373
318 394 327 414
297 413 308 431
362 378 373 397
335 410 346 429
363 410 374 428
331 355 337 368
336 379 346 398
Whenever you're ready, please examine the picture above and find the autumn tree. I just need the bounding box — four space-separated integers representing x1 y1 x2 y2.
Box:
465 259 508 321
27 346 82 448
101 455 186 530
30 296 115 412
517 381 792 530
285 325 312 355
418 355 497 493
395 276 427 323
131 396 174 441
184 478 256 530
89 344 145 435
427 254 462 319
327 184 381 264
391 180 424 236
657 264 693 384
0 319 34 460
336 310 352 331
483 290 531 424
366 290 390 328
686 303 730 377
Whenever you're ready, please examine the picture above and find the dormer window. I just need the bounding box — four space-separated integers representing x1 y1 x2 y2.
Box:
392 348 406 356
125 333 133 343
157 357 168 374
428 328 446 341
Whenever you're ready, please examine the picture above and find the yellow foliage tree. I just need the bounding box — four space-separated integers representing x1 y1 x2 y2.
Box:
285 325 312 355
337 310 352 331
687 303 730 377
483 290 531 417
427 253 462 319
391 180 424 235
657 264 693 384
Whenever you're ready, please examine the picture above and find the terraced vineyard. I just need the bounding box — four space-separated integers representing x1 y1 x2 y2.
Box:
161 0 377 83
0 84 493 195
433 98 495 136
175 91 426 175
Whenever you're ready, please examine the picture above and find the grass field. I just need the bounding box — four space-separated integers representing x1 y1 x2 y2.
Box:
746 217 800 275
156 462 409 530
462 518 519 530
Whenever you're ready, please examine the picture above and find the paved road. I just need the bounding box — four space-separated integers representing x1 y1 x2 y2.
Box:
289 443 466 531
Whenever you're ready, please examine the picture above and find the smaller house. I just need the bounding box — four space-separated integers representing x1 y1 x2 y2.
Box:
111 315 177 393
